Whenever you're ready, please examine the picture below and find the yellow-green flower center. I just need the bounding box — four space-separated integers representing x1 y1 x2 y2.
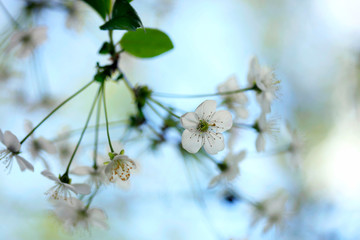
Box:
197 120 209 132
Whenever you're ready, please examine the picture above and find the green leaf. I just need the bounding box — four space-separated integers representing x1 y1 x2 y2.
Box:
98 42 114 54
100 0 142 31
120 28 174 58
82 0 111 20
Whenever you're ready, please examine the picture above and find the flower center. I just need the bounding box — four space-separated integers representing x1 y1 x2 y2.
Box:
197 119 209 132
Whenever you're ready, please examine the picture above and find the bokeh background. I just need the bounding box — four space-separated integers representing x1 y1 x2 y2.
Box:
1 0 360 239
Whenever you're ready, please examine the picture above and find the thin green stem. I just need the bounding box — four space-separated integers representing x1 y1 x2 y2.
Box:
145 100 165 121
152 86 256 99
85 187 99 210
122 72 135 93
64 85 102 175
102 83 114 152
20 80 94 144
149 97 180 119
93 90 102 169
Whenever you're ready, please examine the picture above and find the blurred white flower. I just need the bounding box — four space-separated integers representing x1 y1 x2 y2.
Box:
208 150 246 188
217 76 248 119
247 56 279 114
255 114 278 152
181 100 233 154
0 129 34 172
25 121 56 169
286 122 304 167
7 26 47 58
52 198 108 231
65 1 84 32
71 155 107 187
105 150 136 182
42 170 91 200
251 190 289 233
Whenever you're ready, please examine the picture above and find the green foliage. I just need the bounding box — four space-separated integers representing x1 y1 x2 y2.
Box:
100 0 142 31
98 42 114 55
120 28 174 58
82 0 111 20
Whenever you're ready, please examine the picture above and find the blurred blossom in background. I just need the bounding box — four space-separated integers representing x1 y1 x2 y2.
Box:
0 0 360 239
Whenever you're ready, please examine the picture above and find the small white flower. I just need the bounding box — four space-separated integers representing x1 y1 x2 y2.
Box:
208 150 246 188
181 100 233 155
7 26 48 58
42 170 91 201
25 121 56 169
64 1 84 32
217 76 248 119
52 198 108 231
0 129 34 172
251 190 289 233
71 156 107 187
247 56 279 114
105 151 136 182
255 114 278 152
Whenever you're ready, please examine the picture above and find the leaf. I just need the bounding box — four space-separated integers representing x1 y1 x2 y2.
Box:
120 28 174 58
82 0 111 20
100 0 142 31
98 42 113 54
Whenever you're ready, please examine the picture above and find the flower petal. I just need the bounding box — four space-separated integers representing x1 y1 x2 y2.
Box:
195 100 217 120
15 155 34 172
247 56 260 86
210 110 233 133
0 129 4 145
180 112 199 131
38 137 57 154
256 134 265 152
70 166 93 176
4 131 20 152
203 132 225 155
71 183 91 195
41 170 59 182
181 129 203 154
208 175 222 188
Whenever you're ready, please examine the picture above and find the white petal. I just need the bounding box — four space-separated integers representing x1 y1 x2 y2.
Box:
72 184 91 195
210 110 233 133
235 107 249 119
247 56 260 85
4 131 21 152
70 166 93 175
203 132 225 155
181 129 203 154
104 163 113 178
31 26 48 45
89 208 108 229
15 155 34 172
24 120 33 133
195 100 217 120
0 129 4 144
256 134 265 152
208 175 222 188
180 112 199 131
41 170 59 182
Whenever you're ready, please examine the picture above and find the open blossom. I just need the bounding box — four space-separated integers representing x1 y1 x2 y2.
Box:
105 151 136 182
25 121 56 169
209 150 246 188
180 100 233 155
0 129 34 172
41 170 91 200
7 26 47 58
247 56 279 114
251 190 289 233
255 114 278 152
52 198 108 231
217 76 248 119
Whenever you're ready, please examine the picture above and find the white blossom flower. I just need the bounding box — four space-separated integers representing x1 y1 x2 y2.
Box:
104 151 136 182
71 155 107 187
247 56 279 114
25 121 56 169
217 76 248 119
208 150 246 188
0 129 34 172
64 1 84 32
181 100 233 155
7 26 47 58
255 114 278 152
251 190 289 233
42 170 91 200
52 198 108 231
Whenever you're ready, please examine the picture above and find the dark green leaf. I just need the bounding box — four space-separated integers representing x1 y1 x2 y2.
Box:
99 0 142 31
99 42 111 54
82 0 111 20
120 28 174 58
